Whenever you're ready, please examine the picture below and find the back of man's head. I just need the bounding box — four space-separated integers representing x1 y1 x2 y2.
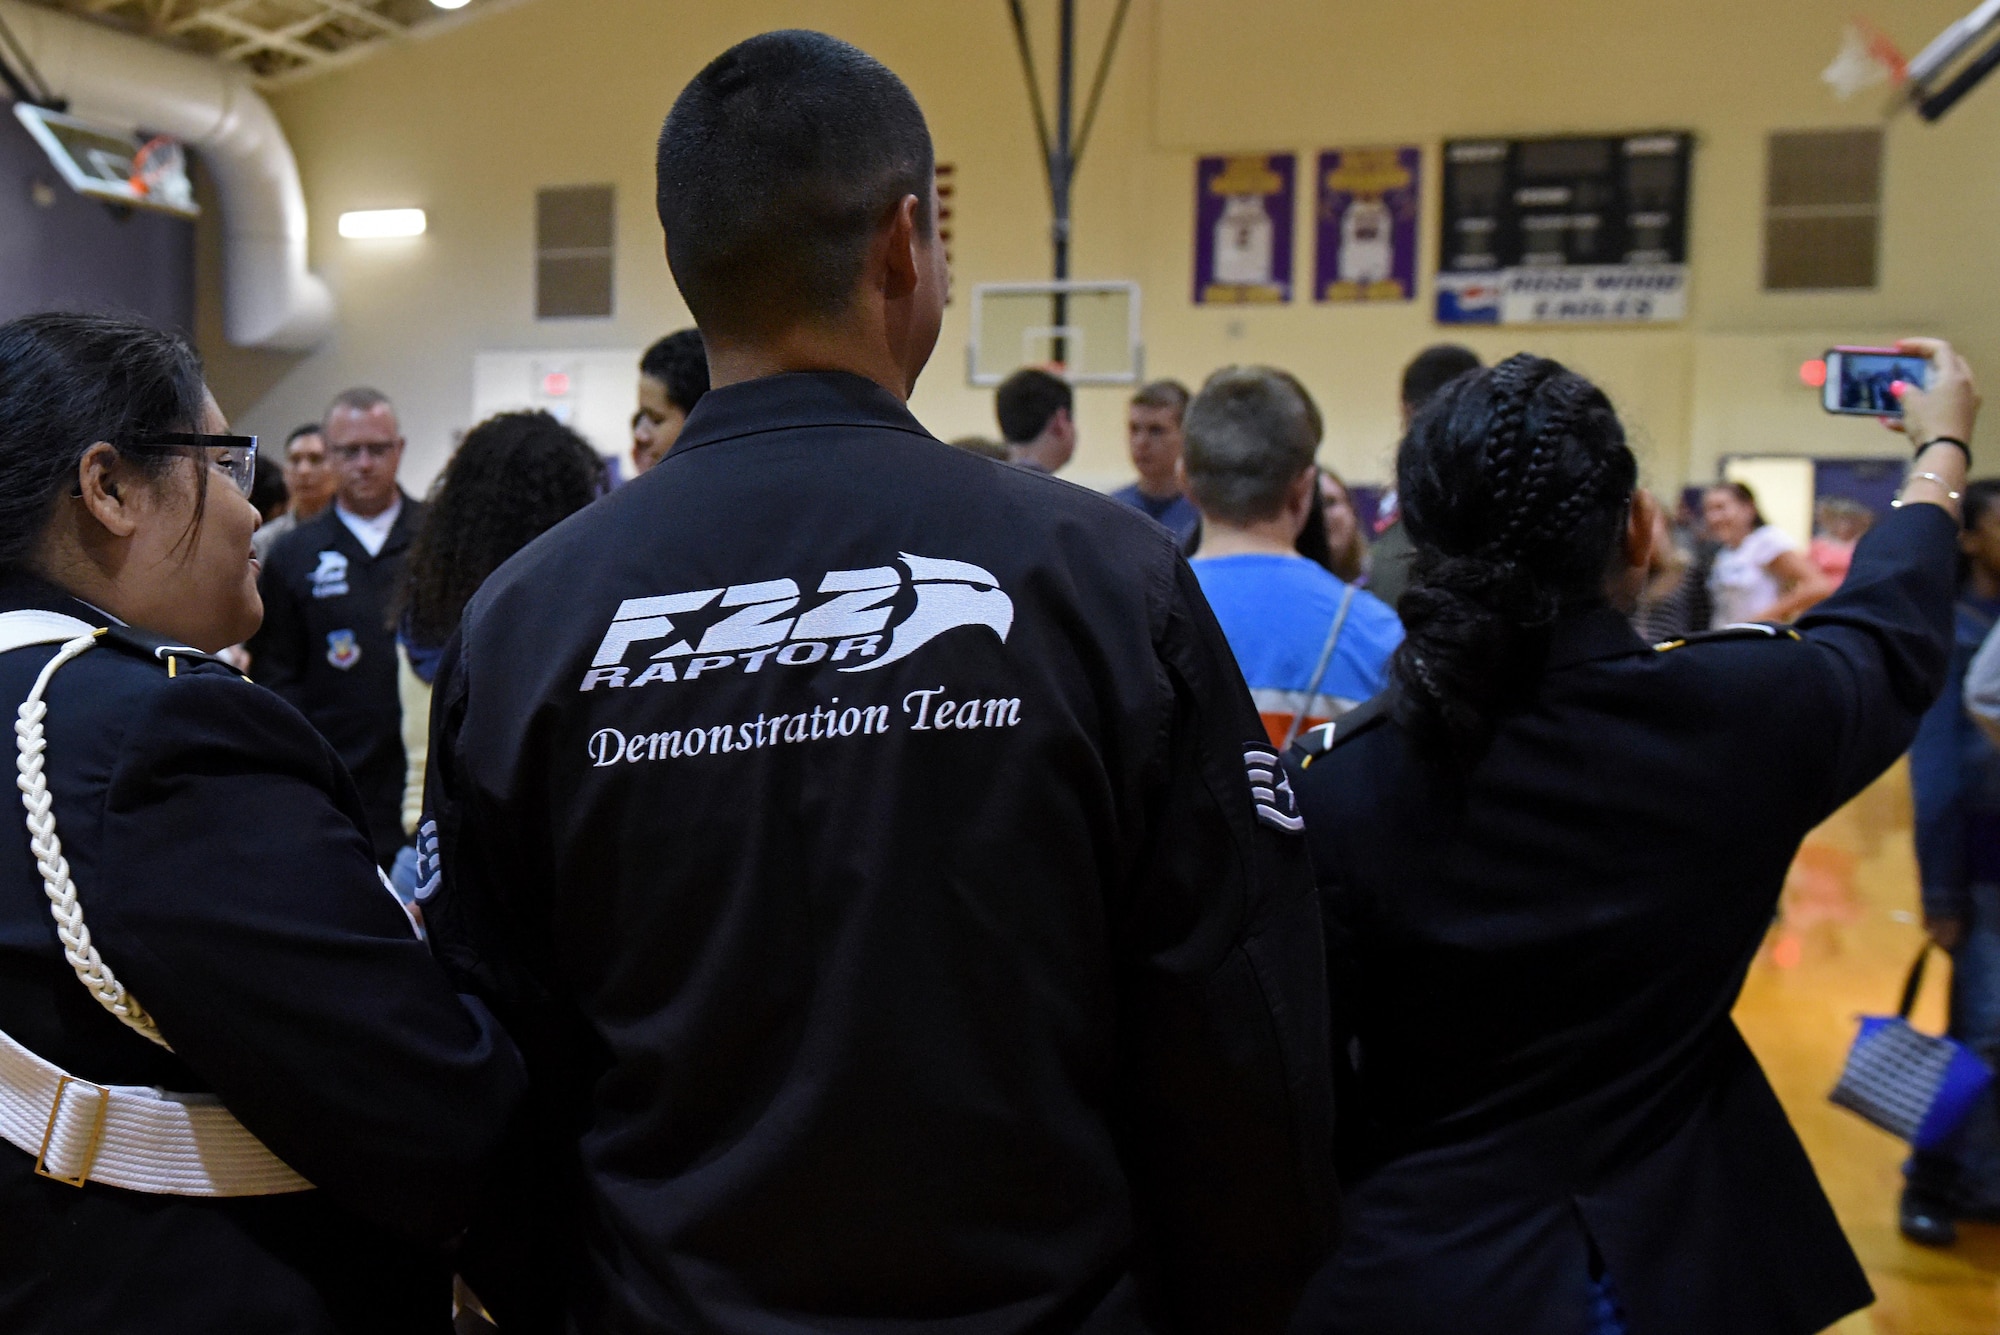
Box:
657 31 934 339
996 368 1073 444
1183 367 1318 526
641 329 711 413
1399 344 1481 415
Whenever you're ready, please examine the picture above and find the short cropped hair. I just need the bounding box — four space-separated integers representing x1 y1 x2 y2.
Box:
656 31 934 336
1183 366 1319 526
995 368 1072 444
640 329 711 414
1400 344 1481 413
1130 379 1190 420
325 386 394 425
284 422 322 448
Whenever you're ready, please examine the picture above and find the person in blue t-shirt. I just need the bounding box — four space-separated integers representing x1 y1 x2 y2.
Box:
1111 379 1199 544
1184 366 1402 745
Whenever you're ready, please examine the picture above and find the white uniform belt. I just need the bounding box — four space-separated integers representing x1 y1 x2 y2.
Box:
0 1023 313 1195
0 608 313 1196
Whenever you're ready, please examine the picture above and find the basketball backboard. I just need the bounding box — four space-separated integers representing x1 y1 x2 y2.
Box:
968 280 1142 386
12 104 198 219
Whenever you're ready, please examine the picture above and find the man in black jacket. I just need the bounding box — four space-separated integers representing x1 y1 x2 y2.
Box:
248 387 423 866
423 29 1335 1335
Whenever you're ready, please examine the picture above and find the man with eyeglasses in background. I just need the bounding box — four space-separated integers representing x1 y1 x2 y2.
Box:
248 387 425 868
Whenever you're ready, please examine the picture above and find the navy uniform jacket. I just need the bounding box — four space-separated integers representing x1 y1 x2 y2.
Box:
1287 503 1956 1335
424 371 1336 1335
0 573 524 1334
248 497 424 864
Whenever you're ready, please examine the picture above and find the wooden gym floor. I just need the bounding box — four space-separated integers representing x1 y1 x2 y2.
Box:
1739 760 2000 1334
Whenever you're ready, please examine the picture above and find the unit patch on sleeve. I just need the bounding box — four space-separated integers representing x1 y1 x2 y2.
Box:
326 629 361 670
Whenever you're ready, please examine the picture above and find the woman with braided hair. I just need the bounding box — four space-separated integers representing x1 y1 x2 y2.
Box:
1287 343 1978 1335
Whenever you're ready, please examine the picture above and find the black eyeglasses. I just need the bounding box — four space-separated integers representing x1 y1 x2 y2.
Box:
326 440 399 463
118 433 260 496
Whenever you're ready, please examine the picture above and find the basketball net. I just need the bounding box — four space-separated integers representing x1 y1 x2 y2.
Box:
1823 20 1908 100
127 135 195 213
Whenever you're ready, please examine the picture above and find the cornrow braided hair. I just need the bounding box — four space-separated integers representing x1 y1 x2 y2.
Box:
1390 353 1638 762
1491 375 1593 558
1475 357 1541 531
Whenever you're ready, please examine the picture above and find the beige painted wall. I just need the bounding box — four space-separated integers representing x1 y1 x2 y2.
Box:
200 0 2000 497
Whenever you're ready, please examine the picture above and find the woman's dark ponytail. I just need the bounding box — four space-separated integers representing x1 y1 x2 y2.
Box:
1391 354 1637 760
0 313 208 573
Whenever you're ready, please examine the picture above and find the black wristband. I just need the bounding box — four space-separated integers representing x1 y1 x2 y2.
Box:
1918 436 1972 464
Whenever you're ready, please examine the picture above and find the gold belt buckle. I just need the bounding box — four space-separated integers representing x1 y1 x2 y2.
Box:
34 1073 110 1188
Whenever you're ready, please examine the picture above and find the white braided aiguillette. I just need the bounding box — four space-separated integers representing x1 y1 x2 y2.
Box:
14 631 169 1049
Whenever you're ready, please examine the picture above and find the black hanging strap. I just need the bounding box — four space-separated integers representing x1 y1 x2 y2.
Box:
1898 943 1936 1022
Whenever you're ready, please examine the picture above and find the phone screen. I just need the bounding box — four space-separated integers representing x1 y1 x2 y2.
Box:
1827 349 1930 416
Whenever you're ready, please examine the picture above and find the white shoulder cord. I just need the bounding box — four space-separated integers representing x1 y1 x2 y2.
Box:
13 631 170 1050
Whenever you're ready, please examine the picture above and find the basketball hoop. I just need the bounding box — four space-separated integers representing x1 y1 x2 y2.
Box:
11 105 199 219
128 136 195 215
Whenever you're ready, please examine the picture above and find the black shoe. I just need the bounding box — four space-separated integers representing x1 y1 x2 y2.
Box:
1900 1189 1959 1247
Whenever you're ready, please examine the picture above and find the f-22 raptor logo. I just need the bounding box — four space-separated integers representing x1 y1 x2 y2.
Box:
851 554 1012 671
580 553 1013 692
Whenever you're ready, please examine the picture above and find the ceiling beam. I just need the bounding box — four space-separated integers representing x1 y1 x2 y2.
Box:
316 0 404 36
183 6 332 65
35 0 521 89
165 0 250 37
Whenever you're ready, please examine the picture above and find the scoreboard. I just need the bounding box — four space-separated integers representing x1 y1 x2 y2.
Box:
1435 132 1692 326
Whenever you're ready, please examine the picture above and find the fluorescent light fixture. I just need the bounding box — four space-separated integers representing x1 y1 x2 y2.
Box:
431 0 471 8
338 208 427 239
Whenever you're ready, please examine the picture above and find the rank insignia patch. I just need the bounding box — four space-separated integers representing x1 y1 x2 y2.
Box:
1243 745 1303 833
413 818 442 903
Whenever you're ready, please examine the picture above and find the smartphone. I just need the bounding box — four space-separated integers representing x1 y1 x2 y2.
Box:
1823 346 1931 417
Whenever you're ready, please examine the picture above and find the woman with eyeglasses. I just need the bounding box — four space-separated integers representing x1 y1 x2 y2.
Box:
0 313 523 1334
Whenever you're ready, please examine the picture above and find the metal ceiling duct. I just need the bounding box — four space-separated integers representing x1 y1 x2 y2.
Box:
0 0 333 350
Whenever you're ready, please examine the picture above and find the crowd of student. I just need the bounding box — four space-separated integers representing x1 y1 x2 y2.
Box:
0 25 1990 1335
228 330 1917 885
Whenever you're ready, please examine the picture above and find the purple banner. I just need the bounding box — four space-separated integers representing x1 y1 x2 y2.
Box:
1193 154 1295 304
1315 147 1420 303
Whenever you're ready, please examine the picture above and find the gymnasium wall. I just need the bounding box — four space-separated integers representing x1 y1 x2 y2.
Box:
198 0 2000 494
